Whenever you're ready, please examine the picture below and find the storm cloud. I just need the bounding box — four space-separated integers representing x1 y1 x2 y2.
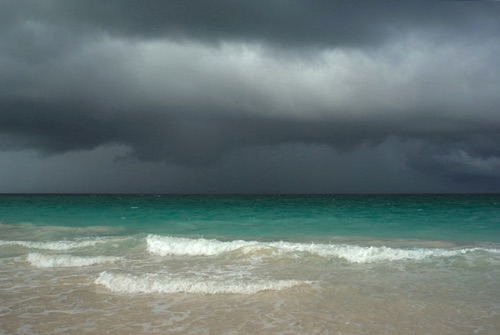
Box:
1 0 499 193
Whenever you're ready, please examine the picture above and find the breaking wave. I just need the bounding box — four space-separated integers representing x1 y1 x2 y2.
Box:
95 271 307 294
27 253 121 268
146 235 262 256
146 235 499 263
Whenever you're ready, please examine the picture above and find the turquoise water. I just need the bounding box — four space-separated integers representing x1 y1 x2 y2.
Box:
1 194 499 334
1 194 499 242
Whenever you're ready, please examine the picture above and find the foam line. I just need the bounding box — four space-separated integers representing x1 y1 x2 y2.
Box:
27 253 121 268
95 271 306 294
0 237 127 251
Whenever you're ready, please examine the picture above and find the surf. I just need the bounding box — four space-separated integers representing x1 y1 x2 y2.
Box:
146 234 499 263
95 271 308 294
27 253 121 268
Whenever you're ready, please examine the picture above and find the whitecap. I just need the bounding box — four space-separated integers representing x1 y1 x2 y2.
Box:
146 235 263 256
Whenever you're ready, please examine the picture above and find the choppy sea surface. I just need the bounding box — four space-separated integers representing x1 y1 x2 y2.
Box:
1 194 499 334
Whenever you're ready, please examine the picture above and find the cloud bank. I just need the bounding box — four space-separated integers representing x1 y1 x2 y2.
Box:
1 1 499 193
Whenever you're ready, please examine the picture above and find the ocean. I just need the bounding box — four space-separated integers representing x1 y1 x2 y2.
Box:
0 194 499 334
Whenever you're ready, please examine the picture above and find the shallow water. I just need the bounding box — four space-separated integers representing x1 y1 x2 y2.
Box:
1 194 499 334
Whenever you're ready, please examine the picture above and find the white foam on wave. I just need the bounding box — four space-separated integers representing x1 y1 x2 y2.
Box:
146 235 499 263
0 239 100 250
146 235 263 256
27 253 121 268
0 237 128 251
95 271 306 294
314 246 490 263
268 242 497 263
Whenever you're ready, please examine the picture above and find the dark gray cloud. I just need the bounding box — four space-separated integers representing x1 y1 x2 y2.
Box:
31 1 500 47
1 0 500 193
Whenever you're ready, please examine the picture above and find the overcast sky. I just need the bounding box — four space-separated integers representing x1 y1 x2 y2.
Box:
1 0 500 193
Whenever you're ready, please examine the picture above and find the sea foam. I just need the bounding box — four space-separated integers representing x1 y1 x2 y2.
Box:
27 253 121 268
95 271 306 294
0 237 127 251
146 235 263 256
146 235 498 263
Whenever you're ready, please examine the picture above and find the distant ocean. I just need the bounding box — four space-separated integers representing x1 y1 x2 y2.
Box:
1 194 499 334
